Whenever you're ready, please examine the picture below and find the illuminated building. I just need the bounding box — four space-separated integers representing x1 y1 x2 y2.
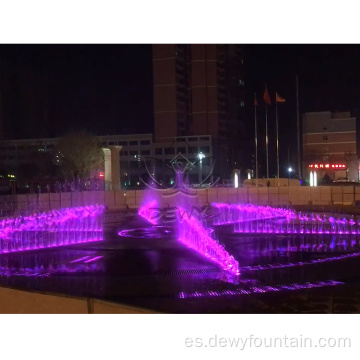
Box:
0 134 214 188
302 111 358 183
152 44 245 179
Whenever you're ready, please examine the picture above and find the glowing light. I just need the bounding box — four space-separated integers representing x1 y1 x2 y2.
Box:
234 173 239 188
197 152 205 162
138 200 159 224
243 251 360 271
177 207 240 276
212 203 294 226
309 163 346 169
0 205 104 254
178 280 343 299
310 171 314 186
314 171 317 186
99 171 104 178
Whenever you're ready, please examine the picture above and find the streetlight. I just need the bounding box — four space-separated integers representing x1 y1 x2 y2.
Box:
198 152 205 185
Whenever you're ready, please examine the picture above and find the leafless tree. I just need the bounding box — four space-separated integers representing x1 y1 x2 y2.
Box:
56 131 103 180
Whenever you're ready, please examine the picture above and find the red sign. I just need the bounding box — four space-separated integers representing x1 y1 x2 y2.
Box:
308 163 346 169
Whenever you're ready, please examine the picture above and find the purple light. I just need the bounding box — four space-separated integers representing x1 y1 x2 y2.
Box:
138 200 158 224
243 251 360 271
211 203 360 236
83 256 103 263
177 207 240 276
0 205 104 254
70 256 92 263
178 280 343 299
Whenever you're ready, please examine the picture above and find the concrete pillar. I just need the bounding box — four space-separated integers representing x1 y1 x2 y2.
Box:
102 146 122 191
109 146 122 191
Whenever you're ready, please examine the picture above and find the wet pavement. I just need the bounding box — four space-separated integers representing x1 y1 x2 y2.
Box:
1 210 360 313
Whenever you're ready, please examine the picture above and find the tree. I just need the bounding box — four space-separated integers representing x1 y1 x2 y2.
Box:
56 131 103 180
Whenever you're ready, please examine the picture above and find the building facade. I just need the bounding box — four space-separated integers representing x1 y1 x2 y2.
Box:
302 111 358 183
0 134 215 189
152 44 245 180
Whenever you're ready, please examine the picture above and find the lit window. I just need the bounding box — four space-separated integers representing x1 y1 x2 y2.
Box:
240 101 245 107
239 80 244 86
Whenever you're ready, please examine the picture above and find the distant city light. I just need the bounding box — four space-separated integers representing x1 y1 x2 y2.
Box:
99 171 104 178
198 152 205 162
234 173 239 188
308 163 346 169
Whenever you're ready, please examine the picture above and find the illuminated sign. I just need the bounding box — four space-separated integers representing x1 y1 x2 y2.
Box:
308 163 346 169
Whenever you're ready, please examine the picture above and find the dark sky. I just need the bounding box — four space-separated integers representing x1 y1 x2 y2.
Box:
0 44 154 138
243 45 360 175
1 44 360 175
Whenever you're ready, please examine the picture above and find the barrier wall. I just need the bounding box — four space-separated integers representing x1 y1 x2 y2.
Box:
0 286 157 314
3 186 360 214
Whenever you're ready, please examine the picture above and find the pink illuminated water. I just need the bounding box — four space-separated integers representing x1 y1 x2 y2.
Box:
0 205 104 254
138 200 159 224
177 207 240 276
178 280 343 299
212 202 360 236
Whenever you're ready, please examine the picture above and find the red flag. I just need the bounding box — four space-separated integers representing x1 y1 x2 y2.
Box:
276 92 285 103
263 87 271 105
254 93 258 106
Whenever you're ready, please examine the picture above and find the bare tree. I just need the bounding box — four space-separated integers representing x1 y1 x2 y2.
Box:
56 131 103 180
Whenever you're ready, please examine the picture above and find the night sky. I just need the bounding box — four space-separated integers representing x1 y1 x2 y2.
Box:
1 44 360 176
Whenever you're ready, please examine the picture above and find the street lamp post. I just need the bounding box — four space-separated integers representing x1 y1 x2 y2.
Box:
288 167 293 187
198 152 205 185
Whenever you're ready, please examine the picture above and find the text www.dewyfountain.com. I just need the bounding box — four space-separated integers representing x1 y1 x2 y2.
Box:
184 335 351 350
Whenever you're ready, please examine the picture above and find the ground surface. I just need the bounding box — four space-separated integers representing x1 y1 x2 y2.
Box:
1 210 360 313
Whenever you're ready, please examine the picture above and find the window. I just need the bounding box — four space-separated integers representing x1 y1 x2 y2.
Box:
140 150 150 155
199 137 209 141
122 151 128 156
199 146 210 154
118 141 128 146
129 141 138 146
323 125 328 131
155 148 162 155
323 135 328 141
239 79 244 86
177 147 186 154
129 150 137 156
240 101 245 107
165 148 175 155
140 140 150 145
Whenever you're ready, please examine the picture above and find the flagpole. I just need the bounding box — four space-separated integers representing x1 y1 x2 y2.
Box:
265 103 269 180
276 96 279 184
254 93 258 187
296 75 301 179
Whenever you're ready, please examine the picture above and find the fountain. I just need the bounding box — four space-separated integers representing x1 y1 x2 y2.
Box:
0 205 104 254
